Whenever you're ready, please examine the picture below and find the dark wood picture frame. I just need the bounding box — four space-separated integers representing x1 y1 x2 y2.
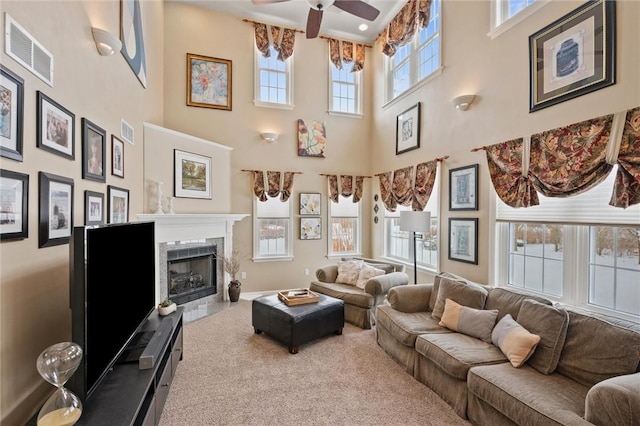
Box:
36 91 75 160
529 0 616 112
39 171 73 248
82 118 106 182
0 66 24 162
186 53 232 111
396 102 420 155
448 218 478 265
84 190 104 226
0 169 28 241
111 135 125 178
108 185 129 224
449 164 479 211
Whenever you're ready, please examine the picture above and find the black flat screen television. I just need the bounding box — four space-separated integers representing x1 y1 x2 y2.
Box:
68 221 156 402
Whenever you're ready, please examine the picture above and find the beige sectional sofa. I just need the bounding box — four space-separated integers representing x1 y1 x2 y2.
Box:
376 272 640 425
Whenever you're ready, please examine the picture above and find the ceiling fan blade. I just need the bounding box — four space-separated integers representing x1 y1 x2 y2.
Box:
251 0 290 4
333 0 380 21
306 8 323 39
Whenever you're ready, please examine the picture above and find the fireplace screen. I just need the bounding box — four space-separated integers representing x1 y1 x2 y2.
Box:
167 244 217 304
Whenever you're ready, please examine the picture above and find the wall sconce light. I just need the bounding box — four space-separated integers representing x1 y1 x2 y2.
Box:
452 95 476 111
261 132 279 143
91 27 122 56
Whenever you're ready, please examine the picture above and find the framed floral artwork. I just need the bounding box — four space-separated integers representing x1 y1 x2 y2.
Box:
300 193 321 215
298 119 326 158
39 171 73 248
300 217 321 240
36 91 75 160
187 53 231 111
0 169 28 241
0 66 24 162
82 118 106 182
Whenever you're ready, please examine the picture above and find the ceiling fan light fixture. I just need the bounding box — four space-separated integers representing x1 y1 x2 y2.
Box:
358 23 368 31
307 0 336 11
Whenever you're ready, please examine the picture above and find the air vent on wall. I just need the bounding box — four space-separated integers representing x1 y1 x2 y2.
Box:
4 13 53 86
121 119 135 145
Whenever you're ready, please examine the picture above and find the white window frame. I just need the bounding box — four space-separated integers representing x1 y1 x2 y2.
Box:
253 46 294 110
252 195 294 262
328 63 363 118
488 0 550 39
327 195 362 258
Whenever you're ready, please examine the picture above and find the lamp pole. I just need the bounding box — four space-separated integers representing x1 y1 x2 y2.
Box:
412 231 418 284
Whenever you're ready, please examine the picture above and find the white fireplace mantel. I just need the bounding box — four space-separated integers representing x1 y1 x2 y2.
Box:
136 213 248 243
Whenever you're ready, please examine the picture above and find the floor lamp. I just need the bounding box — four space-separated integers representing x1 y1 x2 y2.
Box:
399 210 431 284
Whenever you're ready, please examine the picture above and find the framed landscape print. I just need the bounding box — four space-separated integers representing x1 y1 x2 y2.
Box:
300 217 321 240
36 91 75 160
300 192 321 215
85 190 104 226
112 135 125 178
449 164 478 211
174 149 211 199
529 0 615 112
39 172 73 248
0 169 28 241
82 118 106 182
448 218 478 265
108 185 129 224
0 66 24 162
186 53 232 111
396 102 420 155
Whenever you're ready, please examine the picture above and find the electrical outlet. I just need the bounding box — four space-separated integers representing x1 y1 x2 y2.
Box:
304 268 309 276
241 272 246 279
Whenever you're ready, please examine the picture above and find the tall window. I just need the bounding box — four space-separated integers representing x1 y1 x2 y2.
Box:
328 195 361 256
387 0 441 101
254 46 294 108
490 0 547 38
253 195 293 261
329 65 362 116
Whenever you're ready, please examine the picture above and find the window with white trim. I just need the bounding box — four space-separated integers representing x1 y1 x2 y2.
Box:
386 0 440 101
489 0 548 39
495 167 640 322
328 64 362 115
328 195 361 256
253 195 293 260
384 169 440 271
254 46 294 108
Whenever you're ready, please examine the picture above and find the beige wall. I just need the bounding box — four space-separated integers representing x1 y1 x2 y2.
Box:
0 1 164 423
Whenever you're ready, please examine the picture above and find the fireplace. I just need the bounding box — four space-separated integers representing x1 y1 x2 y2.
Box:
167 244 217 305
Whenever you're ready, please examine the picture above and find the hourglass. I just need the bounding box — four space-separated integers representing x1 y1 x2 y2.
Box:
36 342 83 426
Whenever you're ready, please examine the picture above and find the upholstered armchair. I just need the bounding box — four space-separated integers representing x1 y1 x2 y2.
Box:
310 257 409 329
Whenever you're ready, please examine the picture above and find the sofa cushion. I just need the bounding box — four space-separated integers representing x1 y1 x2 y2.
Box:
556 307 640 388
485 287 552 322
309 281 373 309
428 272 467 312
439 298 498 343
335 260 363 285
355 264 385 289
491 314 540 368
432 278 488 321
516 299 568 375
376 305 450 347
415 333 507 380
468 363 589 425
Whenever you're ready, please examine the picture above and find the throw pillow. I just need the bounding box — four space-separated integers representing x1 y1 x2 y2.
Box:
432 277 488 321
439 298 499 343
516 299 569 375
492 314 541 368
428 272 467 311
356 264 386 289
335 260 364 285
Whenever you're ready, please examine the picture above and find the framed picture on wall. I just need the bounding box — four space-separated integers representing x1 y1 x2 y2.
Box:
396 102 420 155
174 149 212 199
0 169 28 241
300 217 321 240
186 53 232 111
111 135 125 178
82 118 106 182
0 66 24 162
108 185 129 224
448 218 478 265
300 192 321 215
36 91 75 160
85 190 104 226
39 172 73 248
449 164 478 211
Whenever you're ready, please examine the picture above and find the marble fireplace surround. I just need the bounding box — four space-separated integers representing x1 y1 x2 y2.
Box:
136 213 248 321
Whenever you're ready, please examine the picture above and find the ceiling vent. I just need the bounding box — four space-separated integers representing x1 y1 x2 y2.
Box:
4 13 53 87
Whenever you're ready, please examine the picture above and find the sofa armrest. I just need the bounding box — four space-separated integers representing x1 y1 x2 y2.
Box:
585 372 640 426
364 272 408 296
386 284 433 313
316 265 338 283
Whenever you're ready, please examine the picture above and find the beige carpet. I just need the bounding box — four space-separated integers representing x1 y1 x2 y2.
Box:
159 300 471 426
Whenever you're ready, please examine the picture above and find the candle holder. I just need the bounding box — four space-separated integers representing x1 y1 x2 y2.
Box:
154 181 164 214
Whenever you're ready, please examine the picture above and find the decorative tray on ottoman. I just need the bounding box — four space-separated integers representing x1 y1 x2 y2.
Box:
277 289 319 306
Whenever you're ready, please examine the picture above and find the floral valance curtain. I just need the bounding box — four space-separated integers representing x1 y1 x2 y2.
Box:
248 170 297 202
328 38 365 72
382 0 432 57
254 23 296 61
376 160 438 211
327 175 366 203
612 107 640 207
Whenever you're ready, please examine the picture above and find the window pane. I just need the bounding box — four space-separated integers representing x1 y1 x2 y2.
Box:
331 218 357 253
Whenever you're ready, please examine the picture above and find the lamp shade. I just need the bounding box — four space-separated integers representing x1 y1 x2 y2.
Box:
399 211 431 232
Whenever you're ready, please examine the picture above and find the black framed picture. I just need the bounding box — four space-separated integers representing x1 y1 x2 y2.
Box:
0 66 24 162
448 218 478 265
108 185 129 224
111 135 125 178
174 149 211 199
449 164 478 211
82 118 106 182
39 171 73 248
85 190 104 226
0 169 28 241
529 0 616 112
396 102 420 155
36 91 75 160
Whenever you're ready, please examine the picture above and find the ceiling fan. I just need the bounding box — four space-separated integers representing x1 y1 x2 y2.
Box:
252 0 380 39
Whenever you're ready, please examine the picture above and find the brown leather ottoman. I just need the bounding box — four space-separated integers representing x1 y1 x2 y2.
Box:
252 293 344 354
